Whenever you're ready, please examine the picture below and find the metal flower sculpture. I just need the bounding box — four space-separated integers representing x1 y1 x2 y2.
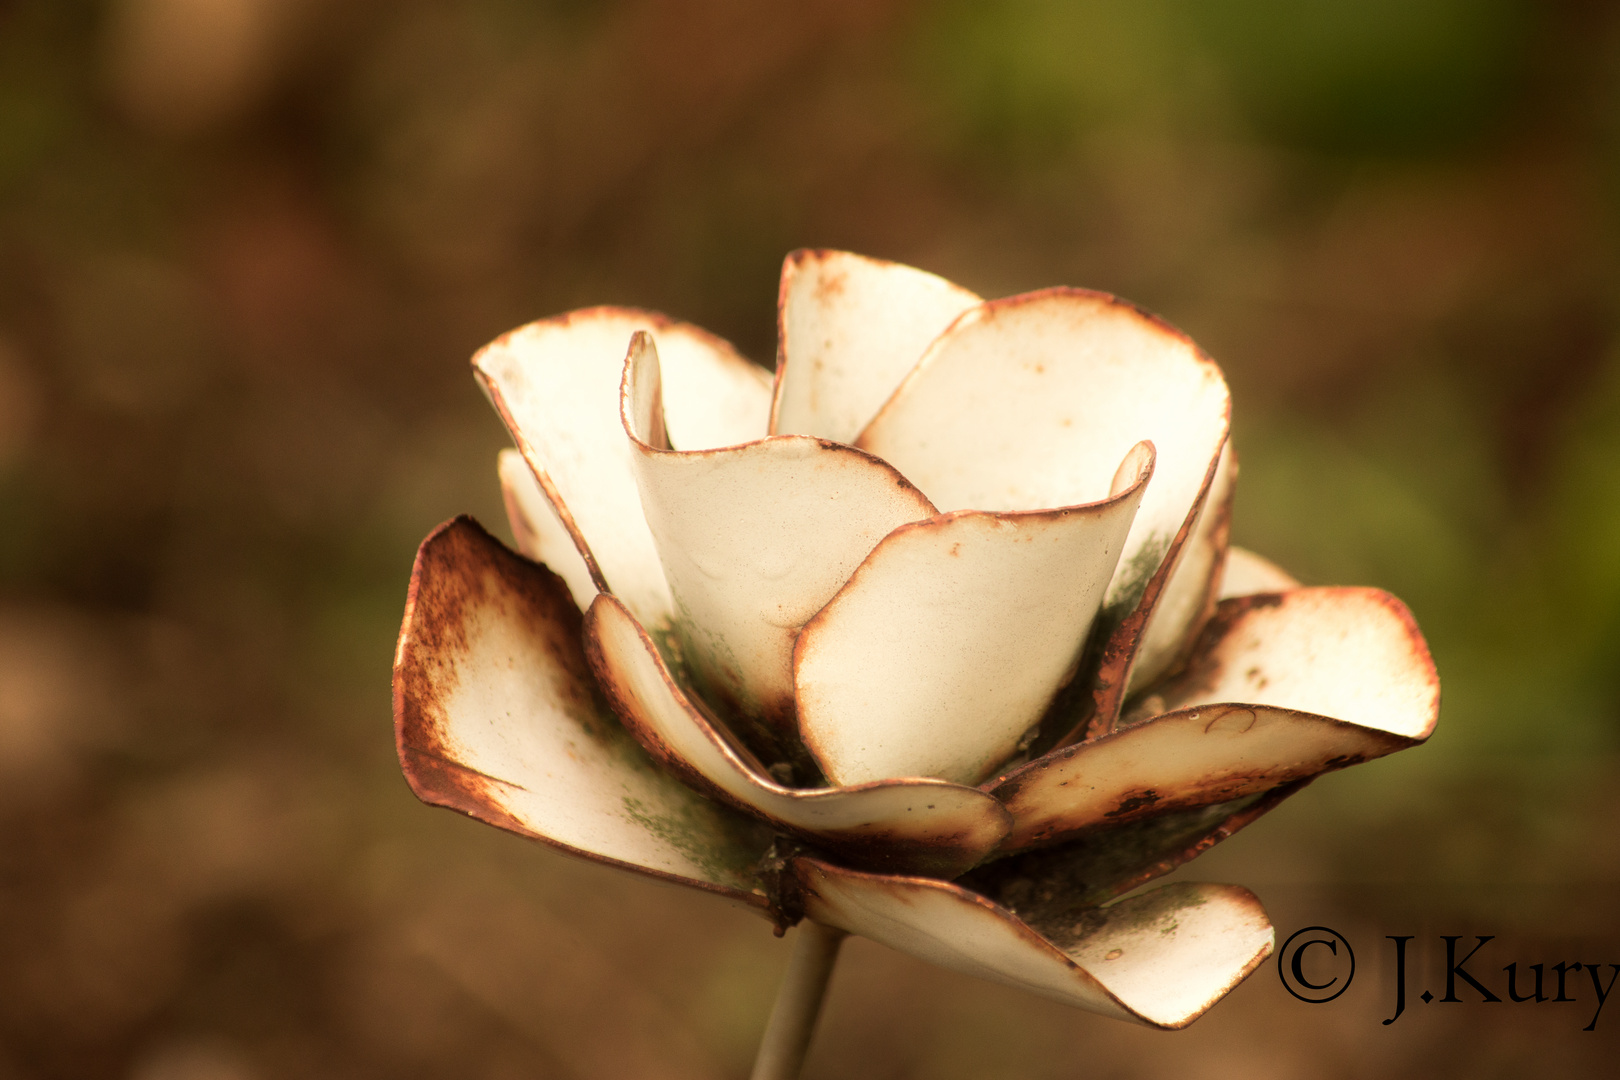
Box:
393 251 1439 1076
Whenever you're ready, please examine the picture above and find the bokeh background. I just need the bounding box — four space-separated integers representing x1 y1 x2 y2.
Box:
3 1 1620 1076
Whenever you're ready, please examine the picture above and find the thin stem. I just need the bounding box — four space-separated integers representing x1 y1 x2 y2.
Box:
749 921 847 1080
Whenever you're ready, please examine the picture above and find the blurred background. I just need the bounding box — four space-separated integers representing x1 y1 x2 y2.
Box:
2 0 1620 1076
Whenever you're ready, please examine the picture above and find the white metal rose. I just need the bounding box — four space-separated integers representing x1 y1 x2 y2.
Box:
393 251 1438 1038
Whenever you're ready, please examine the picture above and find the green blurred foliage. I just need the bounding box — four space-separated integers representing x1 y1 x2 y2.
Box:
1190 0 1532 152
914 0 1532 158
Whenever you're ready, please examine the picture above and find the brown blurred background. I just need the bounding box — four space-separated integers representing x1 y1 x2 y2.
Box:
3 0 1620 1076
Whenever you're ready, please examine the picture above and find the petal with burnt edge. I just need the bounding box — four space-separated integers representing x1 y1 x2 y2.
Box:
772 249 981 443
791 856 1273 1029
622 332 935 753
474 308 770 630
994 587 1439 851
795 443 1153 787
394 517 773 909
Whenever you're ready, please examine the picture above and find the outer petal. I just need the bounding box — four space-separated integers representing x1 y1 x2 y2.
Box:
394 516 773 910
1218 546 1300 598
854 289 1230 740
473 308 771 630
584 593 1013 879
771 249 982 443
794 442 1153 787
621 331 936 765
993 587 1439 852
498 448 596 612
790 856 1273 1029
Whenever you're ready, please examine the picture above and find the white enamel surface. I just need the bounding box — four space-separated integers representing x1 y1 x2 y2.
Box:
1128 439 1236 693
497 448 597 612
474 308 770 631
795 442 1153 787
584 594 1012 877
772 250 981 443
793 859 1273 1028
995 587 1440 850
1041 882 1274 1028
1153 587 1439 736
856 289 1229 620
394 517 769 908
1218 546 1300 598
622 332 936 725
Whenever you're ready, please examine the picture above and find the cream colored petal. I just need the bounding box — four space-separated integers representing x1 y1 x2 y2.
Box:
791 857 1273 1029
584 594 1013 879
498 448 596 612
622 332 936 756
474 307 770 631
856 287 1227 532
1218 546 1300 598
856 290 1229 740
394 516 773 910
794 442 1153 787
995 587 1439 851
771 249 981 443
1126 440 1236 694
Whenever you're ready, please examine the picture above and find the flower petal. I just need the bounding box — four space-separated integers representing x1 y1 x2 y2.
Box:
993 587 1439 851
771 249 981 443
794 442 1154 787
855 290 1230 740
394 516 773 909
584 593 1013 879
498 448 596 613
856 288 1227 523
1126 439 1236 694
474 308 771 630
621 331 936 763
1218 546 1300 599
789 856 1273 1029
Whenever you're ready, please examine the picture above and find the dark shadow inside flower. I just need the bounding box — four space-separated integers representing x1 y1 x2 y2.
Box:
959 783 1310 915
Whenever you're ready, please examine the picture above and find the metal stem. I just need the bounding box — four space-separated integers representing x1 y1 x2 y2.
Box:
749 921 847 1080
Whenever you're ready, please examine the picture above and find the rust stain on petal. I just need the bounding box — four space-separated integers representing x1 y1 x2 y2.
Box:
394 516 773 908
995 704 1420 852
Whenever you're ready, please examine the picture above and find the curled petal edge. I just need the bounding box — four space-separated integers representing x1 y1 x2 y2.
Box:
620 330 938 766
395 516 773 912
995 586 1439 852
788 856 1275 1029
794 441 1154 787
583 592 1014 879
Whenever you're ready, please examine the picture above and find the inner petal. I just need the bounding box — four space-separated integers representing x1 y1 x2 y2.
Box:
1124 438 1238 695
474 307 770 632
621 331 937 766
794 442 1154 787
856 290 1229 696
497 447 597 612
772 249 981 444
